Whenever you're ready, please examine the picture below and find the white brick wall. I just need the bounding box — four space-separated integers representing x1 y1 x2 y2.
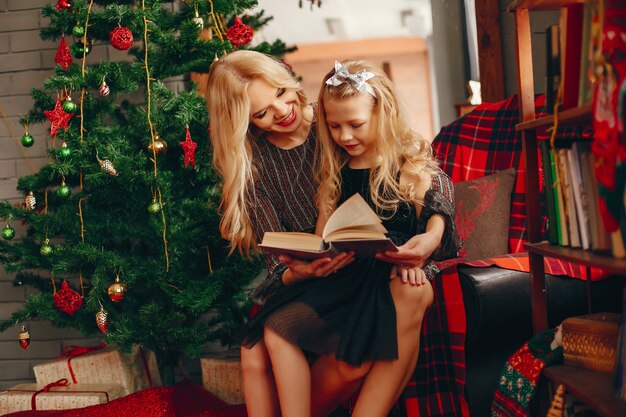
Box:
0 2 199 390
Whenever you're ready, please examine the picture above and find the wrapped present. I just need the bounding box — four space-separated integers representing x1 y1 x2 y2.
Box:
0 379 124 414
33 344 161 395
200 350 244 404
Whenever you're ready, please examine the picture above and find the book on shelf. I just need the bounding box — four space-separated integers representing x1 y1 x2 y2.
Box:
259 193 398 260
567 145 590 250
577 2 595 106
560 2 584 110
558 148 581 247
540 141 560 244
551 147 569 246
545 24 561 114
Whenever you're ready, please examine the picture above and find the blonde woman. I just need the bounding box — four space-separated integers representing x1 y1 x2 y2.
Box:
242 60 461 417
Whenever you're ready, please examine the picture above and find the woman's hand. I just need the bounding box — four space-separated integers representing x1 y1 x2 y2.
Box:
375 232 440 267
389 265 427 286
279 252 355 285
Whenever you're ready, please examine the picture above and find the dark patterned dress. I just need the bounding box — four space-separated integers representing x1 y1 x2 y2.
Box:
242 165 460 366
247 124 318 305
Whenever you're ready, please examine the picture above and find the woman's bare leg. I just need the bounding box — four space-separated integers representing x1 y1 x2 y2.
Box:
241 342 280 417
264 326 312 417
351 279 434 417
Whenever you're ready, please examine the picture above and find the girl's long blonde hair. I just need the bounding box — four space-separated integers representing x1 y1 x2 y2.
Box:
207 50 307 254
315 60 438 218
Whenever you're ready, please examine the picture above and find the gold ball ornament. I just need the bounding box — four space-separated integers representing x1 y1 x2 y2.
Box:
18 325 30 350
24 191 36 211
148 134 168 154
107 275 127 302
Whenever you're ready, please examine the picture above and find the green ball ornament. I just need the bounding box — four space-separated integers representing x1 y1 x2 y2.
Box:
21 134 34 148
58 144 71 160
70 41 91 59
2 225 15 240
147 200 161 215
72 25 85 38
40 243 53 256
56 184 71 199
62 98 77 113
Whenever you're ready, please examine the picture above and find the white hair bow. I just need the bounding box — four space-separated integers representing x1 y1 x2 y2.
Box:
325 61 377 98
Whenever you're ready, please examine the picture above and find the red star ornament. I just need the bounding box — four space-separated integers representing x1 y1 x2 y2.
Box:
180 126 198 168
54 36 72 70
44 99 74 136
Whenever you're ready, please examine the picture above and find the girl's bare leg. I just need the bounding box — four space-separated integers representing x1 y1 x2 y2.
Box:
241 342 280 417
264 326 312 417
310 355 372 417
351 279 434 417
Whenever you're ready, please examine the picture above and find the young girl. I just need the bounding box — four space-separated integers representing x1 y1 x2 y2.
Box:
242 60 461 417
208 51 452 417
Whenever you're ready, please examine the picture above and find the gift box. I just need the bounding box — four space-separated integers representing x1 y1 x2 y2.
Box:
562 312 621 373
200 350 244 404
33 344 161 396
0 379 124 414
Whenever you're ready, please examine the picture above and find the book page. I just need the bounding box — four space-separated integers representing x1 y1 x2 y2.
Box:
322 194 387 239
260 232 323 252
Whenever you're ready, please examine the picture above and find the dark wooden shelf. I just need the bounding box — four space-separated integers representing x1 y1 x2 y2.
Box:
524 242 626 275
544 366 626 417
515 103 592 132
508 0 586 12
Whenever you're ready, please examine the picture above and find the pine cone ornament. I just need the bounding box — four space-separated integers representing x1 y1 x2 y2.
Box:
226 17 253 47
95 303 109 333
53 281 83 316
24 191 36 211
97 155 118 176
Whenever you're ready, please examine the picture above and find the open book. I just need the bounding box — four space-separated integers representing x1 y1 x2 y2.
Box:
259 193 399 260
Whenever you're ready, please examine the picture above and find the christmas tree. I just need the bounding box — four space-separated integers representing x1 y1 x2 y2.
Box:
0 0 293 385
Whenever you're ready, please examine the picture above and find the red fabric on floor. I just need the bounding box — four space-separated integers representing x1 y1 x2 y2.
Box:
2 381 247 417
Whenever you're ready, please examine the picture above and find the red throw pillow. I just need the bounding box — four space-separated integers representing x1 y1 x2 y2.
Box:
454 168 516 262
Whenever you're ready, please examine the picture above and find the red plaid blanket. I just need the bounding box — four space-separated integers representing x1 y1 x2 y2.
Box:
400 95 588 417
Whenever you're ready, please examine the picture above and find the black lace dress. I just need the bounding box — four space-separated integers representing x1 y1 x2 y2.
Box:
241 165 460 366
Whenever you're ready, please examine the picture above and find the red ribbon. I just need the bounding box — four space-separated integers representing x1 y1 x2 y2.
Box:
55 342 106 383
31 378 69 410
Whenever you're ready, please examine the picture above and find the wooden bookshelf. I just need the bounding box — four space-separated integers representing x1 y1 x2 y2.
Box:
515 103 592 131
510 0 625 415
544 366 626 417
508 0 586 12
525 242 626 274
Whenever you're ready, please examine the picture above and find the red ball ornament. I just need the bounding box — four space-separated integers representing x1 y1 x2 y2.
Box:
56 0 71 11
53 281 83 316
110 26 134 50
226 17 253 47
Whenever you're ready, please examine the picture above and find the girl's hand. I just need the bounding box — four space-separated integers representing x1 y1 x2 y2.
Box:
279 252 355 284
389 265 427 286
375 232 439 267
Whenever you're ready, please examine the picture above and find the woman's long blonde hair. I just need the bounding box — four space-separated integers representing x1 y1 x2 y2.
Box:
315 60 438 218
207 50 307 255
